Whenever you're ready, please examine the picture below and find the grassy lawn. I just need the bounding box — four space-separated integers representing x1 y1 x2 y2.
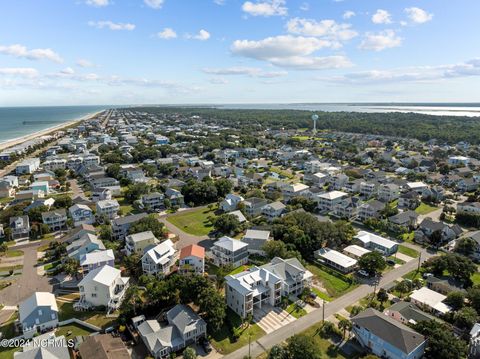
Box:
44 260 61 272
286 302 307 319
4 250 23 258
415 202 439 215
472 271 480 285
307 263 357 298
387 256 405 265
403 269 425 281
0 265 23 275
0 280 12 291
56 323 95 337
311 287 333 302
167 206 216 236
58 301 116 329
211 309 265 355
299 323 357 359
399 232 415 242
397 245 420 258
117 197 136 215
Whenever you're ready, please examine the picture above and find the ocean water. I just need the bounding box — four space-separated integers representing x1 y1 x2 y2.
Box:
1 103 479 144
0 106 107 143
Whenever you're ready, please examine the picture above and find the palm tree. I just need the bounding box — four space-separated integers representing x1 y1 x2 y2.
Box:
338 319 352 340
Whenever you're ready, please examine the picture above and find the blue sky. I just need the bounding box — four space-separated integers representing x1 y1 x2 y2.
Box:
0 0 479 105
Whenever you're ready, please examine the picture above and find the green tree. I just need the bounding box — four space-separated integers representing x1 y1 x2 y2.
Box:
413 320 468 359
129 214 166 238
125 183 150 203
376 288 389 305
62 257 79 276
267 345 287 359
454 307 478 330
212 214 241 235
183 347 197 359
338 318 352 339
455 237 477 256
197 287 226 332
444 291 465 311
0 242 8 255
358 252 386 276
215 179 233 198
286 334 321 359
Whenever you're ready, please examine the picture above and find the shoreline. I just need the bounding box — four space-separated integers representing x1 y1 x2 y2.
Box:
0 110 104 152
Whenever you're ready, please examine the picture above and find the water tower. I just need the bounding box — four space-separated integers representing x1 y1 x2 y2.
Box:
311 114 319 135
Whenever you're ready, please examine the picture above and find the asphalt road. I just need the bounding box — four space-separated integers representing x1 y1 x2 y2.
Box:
223 245 434 359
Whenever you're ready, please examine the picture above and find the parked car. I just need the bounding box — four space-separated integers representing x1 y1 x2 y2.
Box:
200 337 212 353
386 259 396 266
357 269 370 277
423 272 433 279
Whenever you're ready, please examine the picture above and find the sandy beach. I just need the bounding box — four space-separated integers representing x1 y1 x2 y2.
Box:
0 111 104 152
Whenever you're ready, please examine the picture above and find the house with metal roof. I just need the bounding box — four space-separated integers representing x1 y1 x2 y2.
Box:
314 248 357 273
19 292 59 338
354 230 398 255
211 236 249 267
142 239 177 276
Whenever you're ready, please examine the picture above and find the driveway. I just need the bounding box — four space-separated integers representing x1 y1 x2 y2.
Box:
223 245 434 359
68 179 85 198
0 244 54 306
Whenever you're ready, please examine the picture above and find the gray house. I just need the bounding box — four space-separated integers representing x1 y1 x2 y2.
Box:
19 292 59 338
112 213 148 240
137 304 207 358
10 216 30 241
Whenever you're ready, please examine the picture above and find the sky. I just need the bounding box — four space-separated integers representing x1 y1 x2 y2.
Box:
1 0 480 106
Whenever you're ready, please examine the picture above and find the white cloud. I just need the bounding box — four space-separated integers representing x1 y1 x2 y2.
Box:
242 0 287 17
157 28 177 39
324 58 480 84
0 67 38 78
77 59 95 68
231 35 352 70
359 30 402 51
343 11 355 20
60 67 75 75
186 29 211 41
85 0 110 7
209 77 229 84
286 18 357 42
88 20 135 31
202 66 287 78
300 2 309 11
405 7 433 24
372 9 392 24
144 0 165 9
0 44 63 63
213 0 225 4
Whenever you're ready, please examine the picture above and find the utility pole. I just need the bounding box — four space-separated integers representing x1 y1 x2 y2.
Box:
322 299 325 324
417 252 422 272
248 331 251 359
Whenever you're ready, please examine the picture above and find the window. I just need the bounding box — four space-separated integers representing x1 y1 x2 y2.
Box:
38 309 42 315
91 293 97 298
35 319 40 324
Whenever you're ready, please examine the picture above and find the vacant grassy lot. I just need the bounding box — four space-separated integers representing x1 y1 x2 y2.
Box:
415 202 439 215
58 301 116 329
210 309 265 354
56 323 95 337
4 250 23 258
307 263 357 298
167 206 216 236
398 245 420 258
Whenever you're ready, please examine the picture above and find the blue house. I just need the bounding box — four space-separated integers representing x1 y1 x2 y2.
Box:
352 308 426 359
66 233 105 260
19 292 59 338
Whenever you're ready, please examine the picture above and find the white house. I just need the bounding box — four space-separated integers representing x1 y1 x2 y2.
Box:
69 204 95 226
16 158 40 175
19 292 59 338
317 191 349 212
262 201 286 221
96 199 120 220
211 236 249 267
76 265 129 312
220 193 244 212
314 248 357 273
409 287 451 315
225 257 313 318
355 230 398 255
179 244 205 275
79 249 115 274
142 239 177 276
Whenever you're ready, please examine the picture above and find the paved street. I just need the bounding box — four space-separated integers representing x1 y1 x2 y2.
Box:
0 244 54 306
68 179 85 198
223 245 433 359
